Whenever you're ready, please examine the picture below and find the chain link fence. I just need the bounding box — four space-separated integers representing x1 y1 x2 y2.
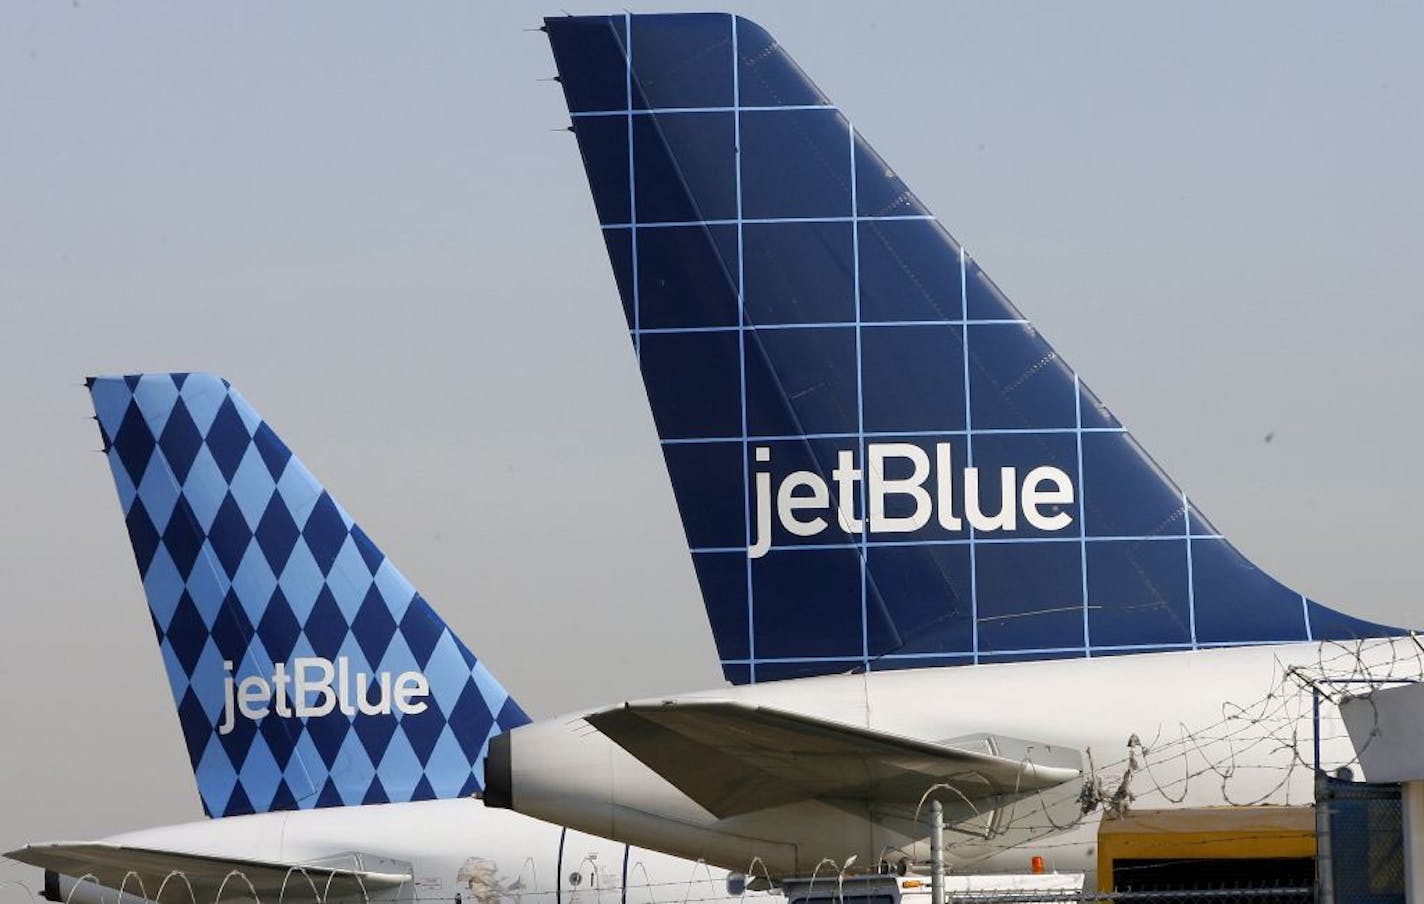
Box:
1319 774 1403 903
946 890 1311 903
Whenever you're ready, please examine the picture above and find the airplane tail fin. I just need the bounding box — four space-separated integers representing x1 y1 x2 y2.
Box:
544 13 1407 684
88 373 529 817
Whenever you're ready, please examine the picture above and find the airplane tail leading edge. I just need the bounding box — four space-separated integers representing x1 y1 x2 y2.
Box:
544 13 1407 684
89 374 529 817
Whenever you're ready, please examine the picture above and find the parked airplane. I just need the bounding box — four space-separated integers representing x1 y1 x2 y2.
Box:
483 11 1420 880
6 373 763 904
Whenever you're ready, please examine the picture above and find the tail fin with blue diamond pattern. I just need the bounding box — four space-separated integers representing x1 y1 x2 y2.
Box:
88 373 529 818
544 12 1409 685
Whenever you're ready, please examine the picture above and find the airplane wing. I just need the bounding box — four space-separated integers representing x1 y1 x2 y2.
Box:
5 843 411 902
584 700 1082 819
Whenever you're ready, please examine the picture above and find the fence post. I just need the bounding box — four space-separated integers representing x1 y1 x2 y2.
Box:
1315 770 1334 904
1404 780 1424 904
930 800 944 904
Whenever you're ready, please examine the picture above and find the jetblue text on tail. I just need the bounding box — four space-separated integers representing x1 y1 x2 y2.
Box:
749 442 1074 558
218 657 430 735
547 12 1407 680
89 372 529 815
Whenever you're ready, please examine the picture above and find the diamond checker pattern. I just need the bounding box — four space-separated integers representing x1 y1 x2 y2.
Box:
90 373 530 818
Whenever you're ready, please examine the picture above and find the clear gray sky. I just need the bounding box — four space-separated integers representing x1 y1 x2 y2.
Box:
2 0 1421 878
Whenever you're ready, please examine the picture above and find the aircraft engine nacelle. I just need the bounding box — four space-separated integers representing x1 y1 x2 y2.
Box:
482 712 1085 878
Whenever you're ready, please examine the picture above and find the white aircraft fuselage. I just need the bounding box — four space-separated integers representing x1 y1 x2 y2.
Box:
494 640 1406 881
53 801 759 904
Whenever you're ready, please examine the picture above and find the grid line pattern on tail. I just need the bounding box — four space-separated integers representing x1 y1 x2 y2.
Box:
545 13 1408 685
89 373 530 817
729 12 755 684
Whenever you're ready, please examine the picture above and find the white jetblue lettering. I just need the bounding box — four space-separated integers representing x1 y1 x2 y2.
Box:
1021 465 1075 531
831 450 862 533
778 471 830 537
296 657 337 718
272 661 292 717
748 447 774 559
337 657 356 716
356 671 392 717
964 466 1016 532
237 675 271 720
747 443 1075 558
218 657 430 735
869 443 933 533
393 672 430 715
935 444 963 531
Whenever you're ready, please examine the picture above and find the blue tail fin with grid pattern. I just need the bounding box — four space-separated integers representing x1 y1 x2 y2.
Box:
544 12 1408 684
88 373 530 817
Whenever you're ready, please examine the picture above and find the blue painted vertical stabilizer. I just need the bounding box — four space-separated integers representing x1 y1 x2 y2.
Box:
544 13 1408 684
89 373 530 817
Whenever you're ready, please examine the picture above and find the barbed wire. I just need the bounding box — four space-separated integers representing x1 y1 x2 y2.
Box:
927 636 1424 863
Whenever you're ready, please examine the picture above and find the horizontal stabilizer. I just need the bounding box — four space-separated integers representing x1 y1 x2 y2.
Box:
585 700 1081 818
6 843 410 902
